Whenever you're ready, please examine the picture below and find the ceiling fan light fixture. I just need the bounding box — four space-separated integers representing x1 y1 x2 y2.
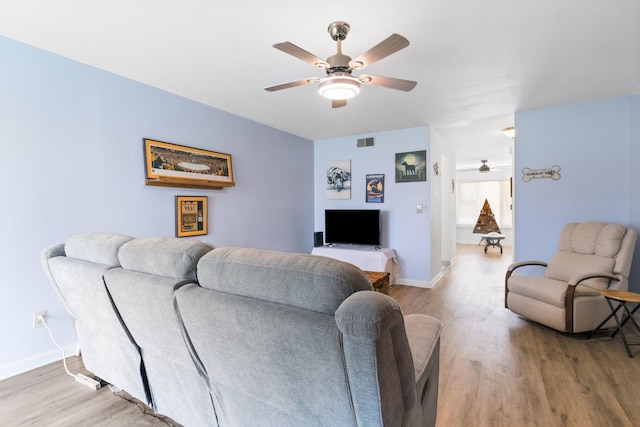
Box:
318 76 361 100
479 160 490 173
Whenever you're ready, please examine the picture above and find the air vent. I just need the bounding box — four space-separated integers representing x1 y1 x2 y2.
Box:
357 137 375 148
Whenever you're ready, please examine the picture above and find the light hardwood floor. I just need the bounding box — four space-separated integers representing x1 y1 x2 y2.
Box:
1 244 639 426
394 244 640 427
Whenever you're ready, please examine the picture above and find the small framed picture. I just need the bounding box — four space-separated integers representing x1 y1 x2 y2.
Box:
366 174 385 203
176 196 208 237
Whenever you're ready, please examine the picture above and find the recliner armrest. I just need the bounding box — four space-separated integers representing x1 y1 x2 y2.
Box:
505 260 548 308
568 272 619 288
507 260 548 273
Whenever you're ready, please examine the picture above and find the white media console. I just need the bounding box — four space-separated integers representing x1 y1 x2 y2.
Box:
311 246 399 284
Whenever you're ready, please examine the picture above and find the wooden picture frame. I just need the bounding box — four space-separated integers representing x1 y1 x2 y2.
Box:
176 195 208 237
144 138 234 190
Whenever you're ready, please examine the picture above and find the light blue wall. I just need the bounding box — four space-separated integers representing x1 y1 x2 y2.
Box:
314 127 431 285
514 96 638 289
0 36 314 378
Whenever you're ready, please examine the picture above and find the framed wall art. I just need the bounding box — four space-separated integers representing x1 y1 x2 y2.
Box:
395 150 427 183
326 159 351 200
176 195 208 237
144 138 234 189
366 174 385 203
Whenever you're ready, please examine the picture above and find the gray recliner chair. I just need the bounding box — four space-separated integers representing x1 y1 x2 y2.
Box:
174 247 442 427
505 222 637 333
40 232 149 403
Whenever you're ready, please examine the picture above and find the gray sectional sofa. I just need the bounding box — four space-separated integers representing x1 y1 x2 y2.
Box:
41 232 442 427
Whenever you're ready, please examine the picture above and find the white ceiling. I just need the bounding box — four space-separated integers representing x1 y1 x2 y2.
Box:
1 1 638 171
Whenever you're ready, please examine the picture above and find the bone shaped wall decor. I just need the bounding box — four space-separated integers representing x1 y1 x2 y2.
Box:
521 165 561 182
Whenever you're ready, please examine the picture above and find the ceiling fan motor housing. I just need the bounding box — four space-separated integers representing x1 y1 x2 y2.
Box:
328 21 350 41
326 53 352 72
479 160 490 173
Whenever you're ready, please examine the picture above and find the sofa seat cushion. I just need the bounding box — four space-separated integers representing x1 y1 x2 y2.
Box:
508 275 569 308
404 314 442 382
509 275 604 308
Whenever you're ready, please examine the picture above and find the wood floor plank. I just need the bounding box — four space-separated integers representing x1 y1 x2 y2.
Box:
0 356 177 426
1 243 639 426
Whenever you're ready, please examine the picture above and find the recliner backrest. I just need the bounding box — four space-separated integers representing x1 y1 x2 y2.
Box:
103 237 216 427
175 247 421 427
40 232 149 403
545 222 634 290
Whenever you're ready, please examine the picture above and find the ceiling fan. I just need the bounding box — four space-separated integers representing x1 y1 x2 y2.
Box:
265 21 417 108
479 160 491 173
457 160 511 173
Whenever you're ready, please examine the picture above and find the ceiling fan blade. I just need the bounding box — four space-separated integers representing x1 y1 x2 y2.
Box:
273 42 328 69
349 34 409 69
332 99 347 108
359 74 417 92
264 78 319 92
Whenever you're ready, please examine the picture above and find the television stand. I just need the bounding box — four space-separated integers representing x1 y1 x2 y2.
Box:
325 244 381 251
311 246 399 284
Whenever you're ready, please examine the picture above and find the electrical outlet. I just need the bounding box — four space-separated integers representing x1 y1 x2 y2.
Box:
33 310 46 328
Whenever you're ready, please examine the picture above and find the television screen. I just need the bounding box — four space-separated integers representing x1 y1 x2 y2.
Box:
324 209 381 247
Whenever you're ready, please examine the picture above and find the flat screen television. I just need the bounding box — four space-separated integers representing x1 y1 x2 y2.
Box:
324 209 381 247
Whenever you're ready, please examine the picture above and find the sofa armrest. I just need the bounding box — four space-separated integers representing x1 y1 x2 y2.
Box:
336 293 442 427
336 291 418 426
40 243 68 310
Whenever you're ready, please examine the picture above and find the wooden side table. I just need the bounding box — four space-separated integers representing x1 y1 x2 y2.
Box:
591 290 640 357
364 271 390 295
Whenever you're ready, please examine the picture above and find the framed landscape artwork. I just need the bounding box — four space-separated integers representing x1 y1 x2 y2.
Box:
144 138 234 189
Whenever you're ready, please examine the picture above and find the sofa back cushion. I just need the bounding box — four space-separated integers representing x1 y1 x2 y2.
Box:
65 232 134 266
196 247 372 314
175 247 376 426
118 237 213 281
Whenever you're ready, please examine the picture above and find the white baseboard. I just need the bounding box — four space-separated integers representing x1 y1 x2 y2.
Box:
394 269 446 289
0 343 77 381
431 271 445 287
396 278 433 289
